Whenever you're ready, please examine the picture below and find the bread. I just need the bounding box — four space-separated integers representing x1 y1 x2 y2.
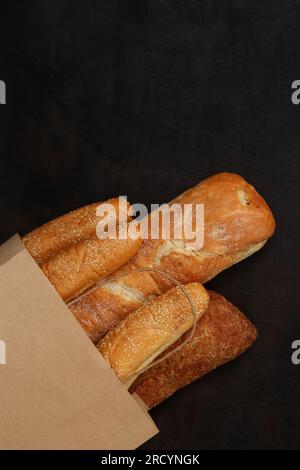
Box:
70 261 161 343
135 172 276 290
71 173 275 341
23 197 143 302
41 233 143 302
97 283 209 385
23 198 129 264
129 290 258 409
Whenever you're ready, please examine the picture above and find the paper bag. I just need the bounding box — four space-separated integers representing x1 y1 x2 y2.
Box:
0 235 158 449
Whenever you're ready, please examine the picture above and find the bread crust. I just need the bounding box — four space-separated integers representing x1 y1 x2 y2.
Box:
70 261 162 342
129 290 258 408
41 234 143 302
97 283 209 384
134 172 275 289
71 173 275 339
23 198 128 264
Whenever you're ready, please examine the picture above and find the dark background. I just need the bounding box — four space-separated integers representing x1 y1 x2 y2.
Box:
0 1 299 449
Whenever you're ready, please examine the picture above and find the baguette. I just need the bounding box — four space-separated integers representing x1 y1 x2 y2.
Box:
41 233 143 302
71 173 275 341
129 290 258 408
70 260 161 342
136 172 275 290
97 283 209 385
23 198 129 264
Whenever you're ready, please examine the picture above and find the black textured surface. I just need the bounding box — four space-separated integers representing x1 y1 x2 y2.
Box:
0 1 300 450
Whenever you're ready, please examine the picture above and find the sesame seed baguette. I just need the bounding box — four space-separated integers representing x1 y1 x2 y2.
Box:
97 282 209 385
71 173 275 341
129 290 258 409
41 233 143 302
70 261 162 343
23 197 129 264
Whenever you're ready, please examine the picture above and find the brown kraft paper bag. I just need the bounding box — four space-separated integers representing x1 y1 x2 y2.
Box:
0 235 158 450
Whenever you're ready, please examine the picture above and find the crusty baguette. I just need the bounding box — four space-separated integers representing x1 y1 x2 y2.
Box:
135 172 275 290
97 283 209 385
70 260 161 343
71 173 275 341
41 233 143 302
129 290 258 409
23 197 129 264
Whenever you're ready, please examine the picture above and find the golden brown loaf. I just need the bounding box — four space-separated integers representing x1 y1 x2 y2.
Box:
21 181 261 410
23 198 129 264
97 283 209 384
134 172 276 290
70 260 161 342
23 197 143 302
41 234 143 302
71 173 275 341
129 290 258 408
